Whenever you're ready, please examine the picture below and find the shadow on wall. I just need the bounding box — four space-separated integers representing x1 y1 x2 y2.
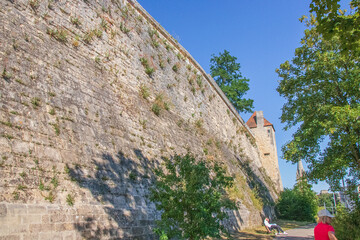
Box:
224 155 277 232
67 149 277 239
237 157 276 207
68 148 160 239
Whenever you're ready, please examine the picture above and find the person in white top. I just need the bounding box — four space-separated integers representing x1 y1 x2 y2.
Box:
264 218 288 235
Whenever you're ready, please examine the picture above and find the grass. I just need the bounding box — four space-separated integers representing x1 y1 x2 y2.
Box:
129 171 137 181
45 191 55 203
151 40 159 48
145 67 154 76
31 97 41 108
159 60 165 69
226 219 314 240
29 0 40 10
100 19 108 30
13 191 19 200
151 103 161 116
83 30 94 44
1 121 13 128
120 22 130 34
172 64 179 72
47 28 68 43
139 84 150 99
66 194 74 206
1 134 13 140
39 180 45 191
139 119 147 129
49 123 60 135
2 68 12 81
70 17 82 27
49 108 55 115
15 79 25 85
140 57 155 76
275 219 314 230
51 176 59 188
17 184 27 191
195 119 203 128
13 39 19 51
93 29 102 38
163 102 170 111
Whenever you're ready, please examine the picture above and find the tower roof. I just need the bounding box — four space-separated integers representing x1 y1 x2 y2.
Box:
246 111 275 131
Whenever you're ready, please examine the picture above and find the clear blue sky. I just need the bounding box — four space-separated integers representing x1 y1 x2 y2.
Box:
136 0 330 193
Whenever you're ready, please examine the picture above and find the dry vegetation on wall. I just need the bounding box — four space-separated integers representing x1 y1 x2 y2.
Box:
0 0 278 238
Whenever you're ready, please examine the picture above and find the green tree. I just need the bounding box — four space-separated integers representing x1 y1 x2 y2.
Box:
317 193 335 207
332 204 360 240
317 193 338 214
210 50 254 113
149 154 237 240
310 0 360 55
276 181 318 221
276 15 360 196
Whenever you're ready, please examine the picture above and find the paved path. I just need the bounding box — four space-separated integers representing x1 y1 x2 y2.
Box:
275 224 316 240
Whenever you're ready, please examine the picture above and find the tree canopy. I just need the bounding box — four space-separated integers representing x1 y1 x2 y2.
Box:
276 15 360 195
149 154 237 240
310 0 360 55
276 181 318 221
210 50 254 113
317 193 338 214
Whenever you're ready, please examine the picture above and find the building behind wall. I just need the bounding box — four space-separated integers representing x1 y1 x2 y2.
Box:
247 111 283 192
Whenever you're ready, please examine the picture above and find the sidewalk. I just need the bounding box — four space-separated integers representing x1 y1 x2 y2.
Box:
275 223 316 240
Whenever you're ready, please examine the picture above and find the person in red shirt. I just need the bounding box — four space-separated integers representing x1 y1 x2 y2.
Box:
314 209 337 240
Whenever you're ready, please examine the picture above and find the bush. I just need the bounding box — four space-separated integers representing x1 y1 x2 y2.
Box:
149 154 237 240
332 205 360 240
276 181 318 221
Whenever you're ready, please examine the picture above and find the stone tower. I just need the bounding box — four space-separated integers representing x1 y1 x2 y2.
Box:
246 111 283 191
296 160 306 181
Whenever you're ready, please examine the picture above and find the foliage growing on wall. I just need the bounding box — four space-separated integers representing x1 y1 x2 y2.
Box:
149 154 237 240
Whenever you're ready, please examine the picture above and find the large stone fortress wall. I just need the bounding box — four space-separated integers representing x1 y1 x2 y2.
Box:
0 0 281 239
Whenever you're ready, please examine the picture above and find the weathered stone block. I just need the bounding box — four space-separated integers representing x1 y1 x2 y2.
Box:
21 214 42 224
49 213 67 223
0 235 20 240
6 204 27 216
0 204 7 217
8 224 27 234
35 146 62 162
54 223 75 232
27 205 47 215
0 138 11 153
41 215 50 224
62 231 76 240
132 227 144 235
0 224 9 235
76 206 94 216
29 223 54 233
0 216 21 227
20 233 40 240
11 140 31 154
39 232 62 240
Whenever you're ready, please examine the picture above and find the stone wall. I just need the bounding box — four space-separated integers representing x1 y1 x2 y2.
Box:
0 0 279 239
